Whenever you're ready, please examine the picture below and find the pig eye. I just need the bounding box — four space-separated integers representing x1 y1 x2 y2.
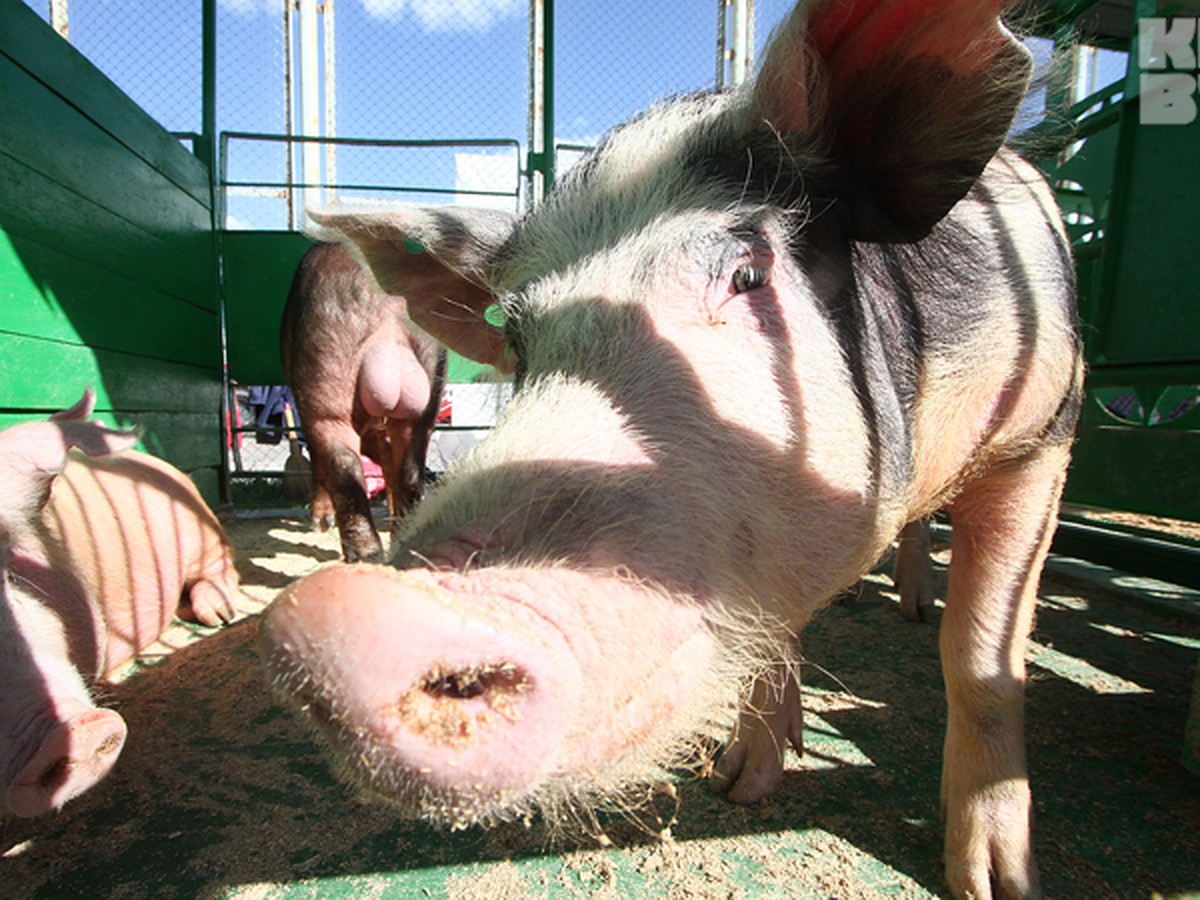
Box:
732 265 769 294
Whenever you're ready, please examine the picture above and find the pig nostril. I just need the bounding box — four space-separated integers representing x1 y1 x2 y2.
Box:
389 662 532 748
426 672 487 699
421 662 527 701
37 757 70 792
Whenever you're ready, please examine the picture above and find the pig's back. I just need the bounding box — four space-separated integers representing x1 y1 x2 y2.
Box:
41 450 236 676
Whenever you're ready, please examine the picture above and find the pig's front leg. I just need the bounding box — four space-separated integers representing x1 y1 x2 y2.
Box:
712 656 803 803
940 447 1068 899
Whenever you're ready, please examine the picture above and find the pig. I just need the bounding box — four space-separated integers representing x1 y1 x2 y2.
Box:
280 242 448 562
893 517 936 622
259 1 1083 897
2 392 240 817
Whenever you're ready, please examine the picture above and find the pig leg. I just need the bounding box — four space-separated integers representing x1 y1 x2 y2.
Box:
308 461 337 531
894 518 936 623
180 580 236 627
306 421 384 563
383 419 426 520
939 447 1068 899
712 654 803 803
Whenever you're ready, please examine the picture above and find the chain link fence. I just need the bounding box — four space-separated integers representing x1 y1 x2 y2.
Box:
15 0 809 505
21 1 799 212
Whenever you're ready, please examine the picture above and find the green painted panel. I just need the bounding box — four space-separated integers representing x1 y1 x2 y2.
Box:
0 0 209 207
1065 424 1200 522
0 147 212 306
0 53 212 263
0 230 219 367
0 0 221 499
0 407 220 470
220 230 315 386
0 333 218 414
1092 111 1200 367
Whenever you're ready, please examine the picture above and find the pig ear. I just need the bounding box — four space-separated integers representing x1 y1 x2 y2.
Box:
309 206 518 373
0 401 139 523
754 0 1032 241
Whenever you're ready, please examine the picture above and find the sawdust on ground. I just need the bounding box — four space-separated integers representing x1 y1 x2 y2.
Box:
1 513 1198 899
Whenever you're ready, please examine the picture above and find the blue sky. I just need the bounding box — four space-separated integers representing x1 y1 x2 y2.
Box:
23 0 1128 228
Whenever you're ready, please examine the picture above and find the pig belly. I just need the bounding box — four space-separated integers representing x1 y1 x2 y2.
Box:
42 450 239 678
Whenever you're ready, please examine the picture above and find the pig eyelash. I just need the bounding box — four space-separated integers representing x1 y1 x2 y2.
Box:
731 264 770 294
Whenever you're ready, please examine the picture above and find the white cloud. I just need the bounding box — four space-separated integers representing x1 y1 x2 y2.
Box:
218 0 279 16
360 0 523 33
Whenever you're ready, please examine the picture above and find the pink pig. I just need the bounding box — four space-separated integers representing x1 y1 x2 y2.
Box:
1 392 240 817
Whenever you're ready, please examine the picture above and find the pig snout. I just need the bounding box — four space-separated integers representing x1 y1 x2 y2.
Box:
5 703 127 818
259 564 720 826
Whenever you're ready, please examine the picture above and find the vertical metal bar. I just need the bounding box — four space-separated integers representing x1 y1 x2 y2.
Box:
324 0 338 204
202 0 232 503
49 0 69 39
1088 0 1149 365
728 0 754 85
542 0 553 199
299 0 322 217
527 0 553 206
284 0 295 230
730 0 746 85
745 0 754 77
716 0 727 89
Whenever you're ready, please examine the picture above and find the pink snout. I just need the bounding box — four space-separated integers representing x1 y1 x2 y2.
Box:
6 707 127 818
258 565 584 822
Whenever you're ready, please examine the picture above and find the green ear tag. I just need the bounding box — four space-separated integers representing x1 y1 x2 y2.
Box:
484 305 505 327
402 236 426 254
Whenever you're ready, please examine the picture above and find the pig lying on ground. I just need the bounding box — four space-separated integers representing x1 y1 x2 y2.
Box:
1 393 240 817
260 1 1082 896
281 242 447 562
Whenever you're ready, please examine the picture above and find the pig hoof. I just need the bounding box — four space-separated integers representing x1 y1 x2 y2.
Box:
711 735 787 804
897 586 934 623
341 542 386 564
6 709 127 817
182 579 238 626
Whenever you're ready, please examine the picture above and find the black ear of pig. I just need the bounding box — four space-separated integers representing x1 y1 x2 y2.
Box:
753 0 1033 243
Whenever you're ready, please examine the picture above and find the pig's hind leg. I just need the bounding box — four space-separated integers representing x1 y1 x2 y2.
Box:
306 422 384 563
939 445 1069 899
179 571 238 627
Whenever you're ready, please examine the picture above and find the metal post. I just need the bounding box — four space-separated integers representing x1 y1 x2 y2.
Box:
284 0 295 229
201 0 231 503
324 0 338 205
716 0 727 88
298 0 322 217
49 0 68 39
527 0 554 206
717 0 754 88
